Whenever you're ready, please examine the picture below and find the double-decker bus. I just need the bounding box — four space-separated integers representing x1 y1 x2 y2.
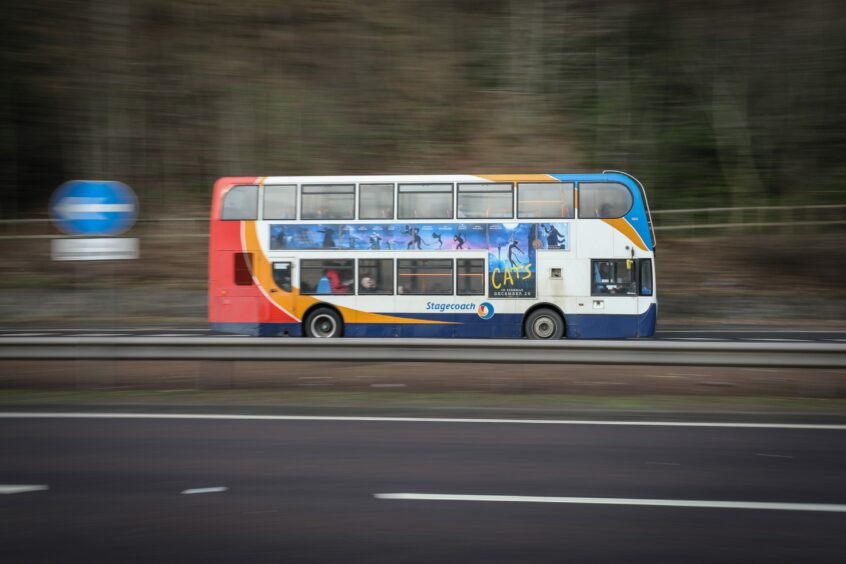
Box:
208 172 656 339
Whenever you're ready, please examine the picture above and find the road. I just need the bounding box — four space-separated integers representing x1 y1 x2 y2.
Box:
2 413 845 563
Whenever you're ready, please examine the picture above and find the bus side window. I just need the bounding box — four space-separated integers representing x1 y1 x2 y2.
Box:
359 184 394 219
517 183 574 219
221 185 258 220
359 258 394 294
457 183 513 219
301 185 355 220
578 183 633 219
234 252 254 285
591 259 637 296
264 185 296 220
457 258 485 295
397 259 453 295
272 262 292 292
301 259 355 294
398 184 453 219
639 259 653 296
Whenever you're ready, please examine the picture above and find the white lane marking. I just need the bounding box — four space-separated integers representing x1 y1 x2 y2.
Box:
152 333 208 337
181 487 228 495
750 338 807 342
0 333 51 337
0 484 49 494
665 338 727 341
374 493 846 513
0 412 844 430
74 333 127 337
756 453 794 459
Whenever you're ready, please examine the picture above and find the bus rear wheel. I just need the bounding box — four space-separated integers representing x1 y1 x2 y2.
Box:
304 307 343 338
525 309 565 340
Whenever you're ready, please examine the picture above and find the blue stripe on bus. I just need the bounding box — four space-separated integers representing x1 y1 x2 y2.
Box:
210 304 656 339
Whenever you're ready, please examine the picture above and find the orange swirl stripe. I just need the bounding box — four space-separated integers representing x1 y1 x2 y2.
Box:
243 220 452 325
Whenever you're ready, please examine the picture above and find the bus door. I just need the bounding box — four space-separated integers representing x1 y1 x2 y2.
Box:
590 258 638 336
636 258 655 335
268 259 296 316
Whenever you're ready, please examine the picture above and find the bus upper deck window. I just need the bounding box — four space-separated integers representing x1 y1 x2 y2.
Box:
457 183 513 219
517 183 574 219
264 184 296 220
578 183 633 219
398 184 453 219
301 185 355 220
359 184 394 219
221 185 258 220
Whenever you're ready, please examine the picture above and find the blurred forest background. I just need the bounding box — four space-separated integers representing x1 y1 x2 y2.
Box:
1 0 845 326
2 0 846 217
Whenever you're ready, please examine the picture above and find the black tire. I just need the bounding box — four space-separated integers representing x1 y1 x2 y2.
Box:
304 307 344 338
524 308 565 340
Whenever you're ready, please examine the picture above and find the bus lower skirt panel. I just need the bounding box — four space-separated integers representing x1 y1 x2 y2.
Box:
565 303 657 339
209 304 656 339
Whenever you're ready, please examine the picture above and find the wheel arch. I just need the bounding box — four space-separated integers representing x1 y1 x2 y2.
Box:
522 302 566 338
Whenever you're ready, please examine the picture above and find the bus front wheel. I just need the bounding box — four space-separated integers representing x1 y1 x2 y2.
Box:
525 309 565 340
304 308 343 338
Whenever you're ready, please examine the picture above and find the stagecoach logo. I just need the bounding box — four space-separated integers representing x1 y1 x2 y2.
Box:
477 302 495 319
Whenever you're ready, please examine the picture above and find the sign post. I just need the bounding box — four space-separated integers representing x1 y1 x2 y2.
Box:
49 180 139 261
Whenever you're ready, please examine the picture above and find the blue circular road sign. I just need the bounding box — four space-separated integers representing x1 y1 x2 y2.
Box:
49 180 138 236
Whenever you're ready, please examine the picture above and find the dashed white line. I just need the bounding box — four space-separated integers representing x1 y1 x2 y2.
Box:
0 333 51 337
75 333 125 337
0 484 49 495
0 412 844 430
374 493 846 513
664 338 728 341
151 333 208 337
181 487 228 495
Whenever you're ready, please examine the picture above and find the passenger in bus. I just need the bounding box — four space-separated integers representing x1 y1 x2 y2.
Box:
360 276 378 294
325 269 350 294
315 274 332 294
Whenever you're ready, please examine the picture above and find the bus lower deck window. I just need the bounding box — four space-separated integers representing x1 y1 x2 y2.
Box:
591 259 638 296
457 258 485 295
358 258 393 294
300 259 355 295
397 258 453 295
234 253 254 285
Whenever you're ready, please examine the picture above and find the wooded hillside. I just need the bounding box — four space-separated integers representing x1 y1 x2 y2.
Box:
2 0 845 216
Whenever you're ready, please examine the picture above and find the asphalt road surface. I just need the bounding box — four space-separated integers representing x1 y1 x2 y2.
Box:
1 413 845 563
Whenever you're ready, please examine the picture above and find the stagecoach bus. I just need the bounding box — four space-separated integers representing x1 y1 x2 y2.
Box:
208 172 656 339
